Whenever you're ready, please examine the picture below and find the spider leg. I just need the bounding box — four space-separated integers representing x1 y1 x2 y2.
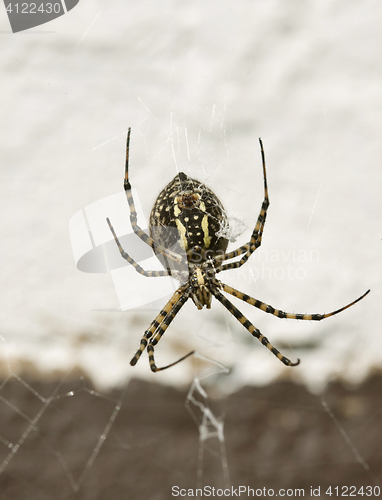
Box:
215 138 269 272
122 128 181 264
130 285 193 371
147 346 194 372
210 284 300 366
106 217 177 277
148 291 194 372
217 281 370 320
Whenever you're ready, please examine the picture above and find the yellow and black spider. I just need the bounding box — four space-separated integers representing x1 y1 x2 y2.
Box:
106 128 370 372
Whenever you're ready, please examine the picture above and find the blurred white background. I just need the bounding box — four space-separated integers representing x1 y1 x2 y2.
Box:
0 0 380 391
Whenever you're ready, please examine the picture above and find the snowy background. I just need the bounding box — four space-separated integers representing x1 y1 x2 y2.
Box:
0 0 381 392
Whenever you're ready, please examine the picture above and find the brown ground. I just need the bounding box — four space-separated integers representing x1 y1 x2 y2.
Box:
0 372 381 499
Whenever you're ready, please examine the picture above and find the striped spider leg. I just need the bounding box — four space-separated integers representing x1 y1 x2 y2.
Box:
130 283 193 372
214 138 269 273
106 216 175 278
210 280 370 366
219 282 370 322
120 127 182 265
209 282 299 366
107 215 194 371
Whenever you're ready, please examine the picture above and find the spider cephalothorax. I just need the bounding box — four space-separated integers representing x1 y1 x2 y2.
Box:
189 266 214 310
106 128 370 372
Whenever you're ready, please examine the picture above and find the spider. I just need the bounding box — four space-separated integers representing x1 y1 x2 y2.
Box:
106 128 370 373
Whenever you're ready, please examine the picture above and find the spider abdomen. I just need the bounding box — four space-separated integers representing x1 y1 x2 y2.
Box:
149 172 229 267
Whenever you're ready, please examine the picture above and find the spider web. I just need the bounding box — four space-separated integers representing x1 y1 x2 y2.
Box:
0 338 381 498
185 354 231 489
0 336 127 497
